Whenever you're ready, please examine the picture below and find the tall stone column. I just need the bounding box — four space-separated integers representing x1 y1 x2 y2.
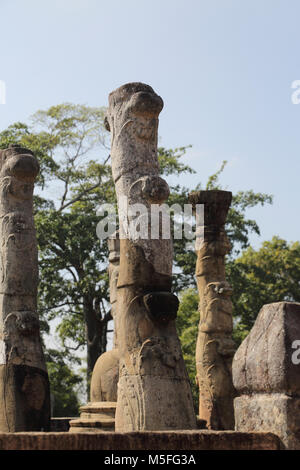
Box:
188 190 235 430
105 82 196 431
0 145 50 432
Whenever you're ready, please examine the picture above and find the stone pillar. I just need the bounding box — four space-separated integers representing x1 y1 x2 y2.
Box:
0 145 50 432
188 190 235 430
69 233 120 433
105 82 196 431
233 302 300 450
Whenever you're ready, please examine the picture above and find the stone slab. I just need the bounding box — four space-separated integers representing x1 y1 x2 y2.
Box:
0 431 280 450
234 394 300 450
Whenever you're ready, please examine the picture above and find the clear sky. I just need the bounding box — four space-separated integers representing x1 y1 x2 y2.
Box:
0 0 299 248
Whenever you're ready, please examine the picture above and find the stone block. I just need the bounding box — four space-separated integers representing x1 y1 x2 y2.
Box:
233 302 300 395
233 302 300 449
234 394 300 450
0 430 281 450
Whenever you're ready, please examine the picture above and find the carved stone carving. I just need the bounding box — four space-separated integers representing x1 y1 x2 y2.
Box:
106 82 196 431
188 190 235 430
0 145 50 432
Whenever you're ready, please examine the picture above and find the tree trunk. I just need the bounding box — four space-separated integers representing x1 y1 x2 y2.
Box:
84 296 109 395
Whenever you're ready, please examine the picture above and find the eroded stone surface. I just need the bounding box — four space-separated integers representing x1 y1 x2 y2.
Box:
0 430 281 450
189 190 236 430
233 302 300 449
234 394 300 450
106 83 196 431
69 402 116 433
90 350 119 403
0 145 50 432
233 302 300 395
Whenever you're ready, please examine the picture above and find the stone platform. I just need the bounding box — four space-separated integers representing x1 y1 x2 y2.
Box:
0 431 281 450
69 402 116 433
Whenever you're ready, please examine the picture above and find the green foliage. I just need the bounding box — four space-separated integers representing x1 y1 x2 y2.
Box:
227 190 273 255
170 161 273 291
0 122 59 189
45 349 82 417
158 145 195 176
176 288 199 410
205 160 227 190
229 236 300 344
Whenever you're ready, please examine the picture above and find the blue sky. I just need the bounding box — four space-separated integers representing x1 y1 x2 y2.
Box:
0 0 299 248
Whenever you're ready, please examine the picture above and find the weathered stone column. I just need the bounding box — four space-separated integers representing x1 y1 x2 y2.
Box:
188 190 235 430
0 145 50 432
233 302 300 450
70 233 120 432
105 82 196 431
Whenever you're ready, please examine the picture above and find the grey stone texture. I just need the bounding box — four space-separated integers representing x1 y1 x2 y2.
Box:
233 301 300 449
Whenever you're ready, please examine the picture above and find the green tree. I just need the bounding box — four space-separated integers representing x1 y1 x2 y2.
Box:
45 349 82 417
171 161 273 291
229 236 300 344
176 288 199 408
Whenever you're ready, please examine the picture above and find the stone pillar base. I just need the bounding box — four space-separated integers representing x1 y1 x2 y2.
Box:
234 394 300 450
69 402 116 433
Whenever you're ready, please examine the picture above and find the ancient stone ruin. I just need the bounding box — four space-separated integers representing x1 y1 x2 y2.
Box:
233 301 300 449
0 145 50 432
189 190 235 430
105 82 197 431
0 84 298 452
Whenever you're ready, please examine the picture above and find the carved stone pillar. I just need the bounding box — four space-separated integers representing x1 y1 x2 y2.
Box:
0 145 50 432
105 82 196 431
188 190 235 430
70 233 120 433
